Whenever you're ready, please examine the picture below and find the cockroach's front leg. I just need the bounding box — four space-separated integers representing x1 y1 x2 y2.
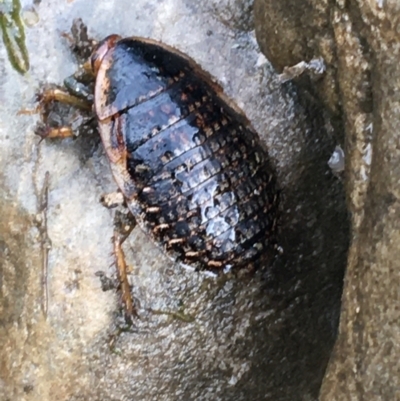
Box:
21 19 97 141
33 84 94 141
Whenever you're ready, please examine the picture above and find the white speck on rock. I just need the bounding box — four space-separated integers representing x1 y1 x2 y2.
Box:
328 145 345 173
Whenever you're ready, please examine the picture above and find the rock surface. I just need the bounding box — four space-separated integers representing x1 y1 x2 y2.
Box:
0 1 348 400
255 0 400 400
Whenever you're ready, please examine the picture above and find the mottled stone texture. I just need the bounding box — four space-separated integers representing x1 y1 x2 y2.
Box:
0 1 349 400
254 0 340 120
255 0 400 400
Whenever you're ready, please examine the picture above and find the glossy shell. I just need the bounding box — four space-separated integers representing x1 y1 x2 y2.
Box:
95 37 279 273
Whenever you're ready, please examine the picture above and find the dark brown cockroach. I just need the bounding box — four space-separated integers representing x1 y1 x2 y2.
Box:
94 35 279 274
35 26 279 278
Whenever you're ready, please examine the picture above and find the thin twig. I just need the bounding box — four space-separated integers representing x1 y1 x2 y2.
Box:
39 171 51 318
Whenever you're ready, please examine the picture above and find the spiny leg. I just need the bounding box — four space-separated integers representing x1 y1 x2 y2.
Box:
22 18 95 112
23 19 97 141
33 84 94 141
99 196 139 323
113 218 137 322
38 87 92 110
100 193 197 324
19 85 91 117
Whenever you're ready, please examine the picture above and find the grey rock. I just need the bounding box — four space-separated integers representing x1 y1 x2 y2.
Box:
0 1 348 400
255 0 400 400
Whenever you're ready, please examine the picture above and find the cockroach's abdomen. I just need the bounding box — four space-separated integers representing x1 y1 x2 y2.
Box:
95 37 279 273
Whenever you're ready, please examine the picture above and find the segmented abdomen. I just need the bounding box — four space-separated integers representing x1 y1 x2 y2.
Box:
99 39 279 273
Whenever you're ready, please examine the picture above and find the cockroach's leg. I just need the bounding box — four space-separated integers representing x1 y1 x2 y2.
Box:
35 124 75 142
64 74 94 102
113 210 137 322
97 205 138 323
38 87 92 111
113 235 136 321
18 86 90 118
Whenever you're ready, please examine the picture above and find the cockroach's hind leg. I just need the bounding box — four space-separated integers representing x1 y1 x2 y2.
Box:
113 231 137 323
98 209 137 323
95 212 137 324
98 192 138 323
